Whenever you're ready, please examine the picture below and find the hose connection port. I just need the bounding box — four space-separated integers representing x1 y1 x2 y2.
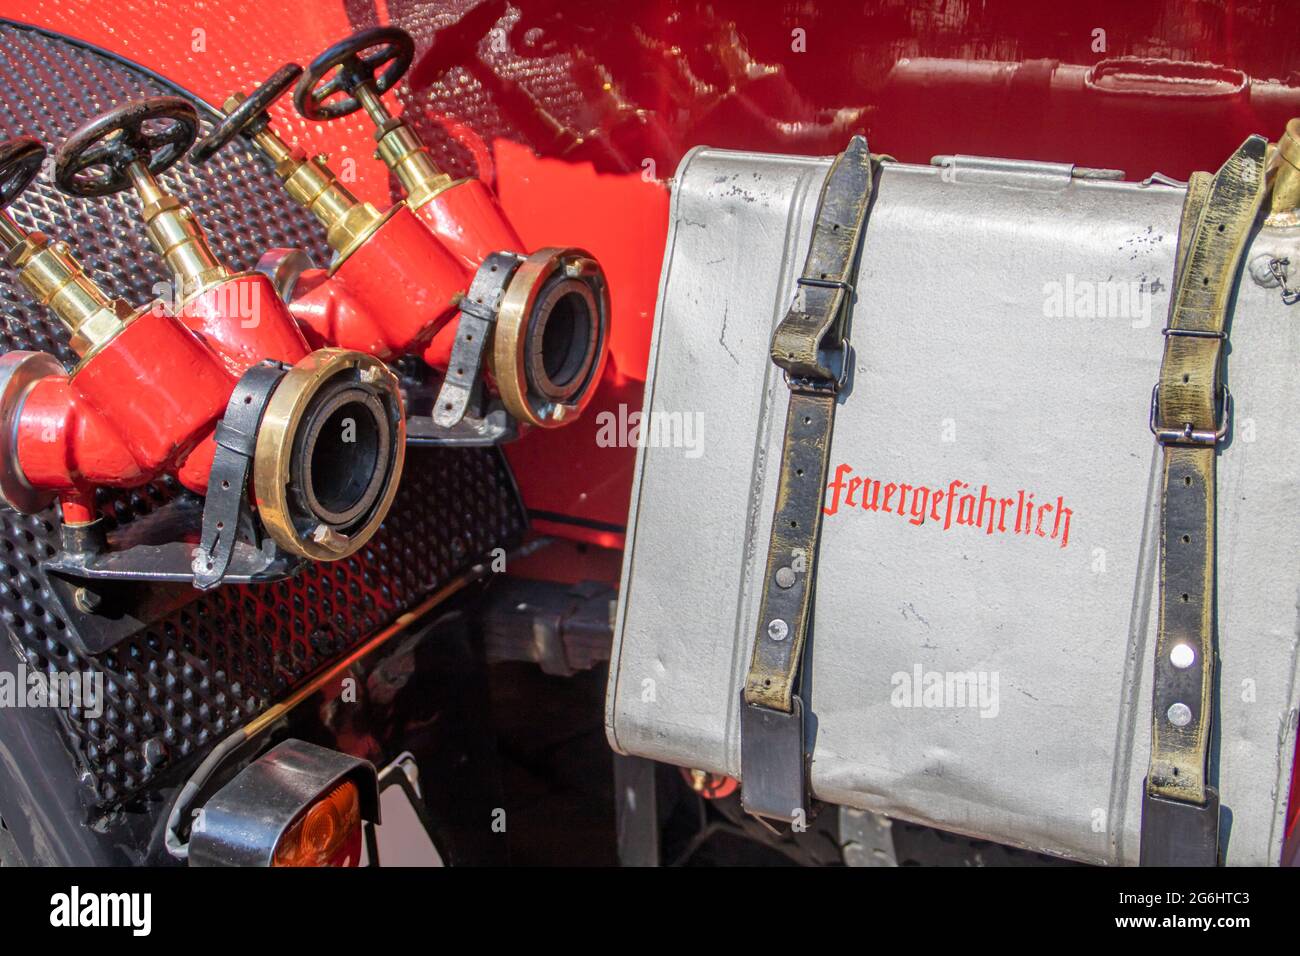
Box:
492 248 609 428
253 350 406 561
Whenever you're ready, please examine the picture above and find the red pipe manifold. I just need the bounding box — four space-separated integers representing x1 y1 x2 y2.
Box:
0 97 407 565
195 28 609 430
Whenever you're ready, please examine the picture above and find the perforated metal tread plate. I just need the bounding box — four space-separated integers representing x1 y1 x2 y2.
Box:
0 20 526 808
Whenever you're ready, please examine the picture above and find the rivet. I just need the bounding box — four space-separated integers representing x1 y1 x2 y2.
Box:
1167 702 1193 727
767 619 788 642
775 567 796 589
1169 643 1195 669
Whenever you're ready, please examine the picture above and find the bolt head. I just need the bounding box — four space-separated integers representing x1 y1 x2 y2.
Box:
73 586 102 613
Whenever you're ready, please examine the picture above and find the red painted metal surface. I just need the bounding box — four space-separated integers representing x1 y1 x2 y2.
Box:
16 310 235 494
493 142 668 547
410 178 523 272
289 205 465 357
178 272 311 371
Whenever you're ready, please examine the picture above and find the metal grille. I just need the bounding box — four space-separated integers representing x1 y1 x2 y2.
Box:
0 21 526 808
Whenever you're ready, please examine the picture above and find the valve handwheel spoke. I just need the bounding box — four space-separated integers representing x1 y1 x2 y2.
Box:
295 26 415 121
54 96 199 197
192 63 304 164
0 136 46 209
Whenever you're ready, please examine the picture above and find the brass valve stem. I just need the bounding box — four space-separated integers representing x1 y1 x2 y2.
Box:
0 211 26 252
354 85 453 209
1 208 129 358
1268 118 1300 225
126 161 228 300
225 93 387 265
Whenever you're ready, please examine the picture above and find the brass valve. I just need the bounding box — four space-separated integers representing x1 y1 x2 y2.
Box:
195 64 387 266
354 85 454 209
128 163 228 298
293 26 454 209
235 100 387 261
6 233 134 359
54 97 229 304
0 136 130 359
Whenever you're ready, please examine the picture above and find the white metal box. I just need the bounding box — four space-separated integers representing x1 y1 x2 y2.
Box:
606 147 1300 865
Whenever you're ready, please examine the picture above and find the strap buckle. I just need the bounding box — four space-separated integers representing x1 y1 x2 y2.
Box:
1149 382 1231 445
432 251 523 428
1160 326 1227 341
796 275 855 294
782 337 853 394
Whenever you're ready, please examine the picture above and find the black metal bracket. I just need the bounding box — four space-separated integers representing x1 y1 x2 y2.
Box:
739 693 808 827
42 494 304 655
405 403 519 447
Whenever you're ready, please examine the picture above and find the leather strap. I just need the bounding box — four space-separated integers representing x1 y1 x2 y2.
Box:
740 136 874 823
191 361 288 590
1140 135 1267 865
432 251 522 428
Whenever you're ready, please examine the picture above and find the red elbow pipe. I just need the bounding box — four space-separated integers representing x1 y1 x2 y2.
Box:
283 205 466 360
411 178 524 272
10 272 312 505
410 180 527 371
176 272 311 373
278 185 528 369
14 309 236 497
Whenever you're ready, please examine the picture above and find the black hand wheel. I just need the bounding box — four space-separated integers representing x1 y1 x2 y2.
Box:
191 63 304 164
0 136 46 208
55 96 199 198
294 26 415 121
